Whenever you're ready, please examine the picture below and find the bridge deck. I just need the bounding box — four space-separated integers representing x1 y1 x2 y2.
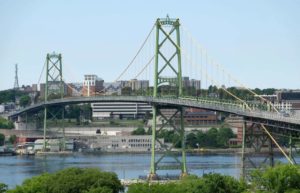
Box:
9 96 300 127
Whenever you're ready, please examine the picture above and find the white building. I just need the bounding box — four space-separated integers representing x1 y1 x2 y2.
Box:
91 102 152 119
88 135 163 152
34 139 74 152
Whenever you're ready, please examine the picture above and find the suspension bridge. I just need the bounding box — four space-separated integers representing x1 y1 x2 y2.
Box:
8 16 300 180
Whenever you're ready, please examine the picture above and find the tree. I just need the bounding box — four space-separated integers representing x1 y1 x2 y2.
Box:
0 183 7 193
250 164 300 193
9 135 17 144
217 127 235 147
0 133 5 146
127 173 246 193
206 128 218 147
19 95 31 107
132 127 146 135
8 167 123 193
0 117 14 129
186 132 197 148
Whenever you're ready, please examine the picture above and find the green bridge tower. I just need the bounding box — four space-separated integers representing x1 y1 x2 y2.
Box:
43 52 65 151
149 16 187 180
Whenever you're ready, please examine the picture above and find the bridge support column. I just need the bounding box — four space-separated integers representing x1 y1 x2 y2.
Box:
148 106 187 180
148 16 187 180
42 52 65 152
43 107 47 151
241 120 246 179
180 107 187 177
241 122 275 180
149 105 158 180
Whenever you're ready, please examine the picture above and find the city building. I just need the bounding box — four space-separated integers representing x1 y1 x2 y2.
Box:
159 108 219 126
91 102 152 119
103 82 122 95
88 135 164 152
183 108 218 125
190 79 201 90
276 90 300 113
82 75 104 96
40 81 68 99
183 77 201 90
129 79 149 91
67 83 83 96
260 90 300 114
34 139 74 152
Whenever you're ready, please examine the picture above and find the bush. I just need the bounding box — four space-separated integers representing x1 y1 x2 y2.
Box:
0 183 8 193
0 133 5 146
8 167 123 193
250 164 300 193
127 173 246 193
0 117 14 129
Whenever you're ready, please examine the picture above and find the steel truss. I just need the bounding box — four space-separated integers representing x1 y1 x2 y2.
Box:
241 120 299 180
149 16 187 180
43 52 65 151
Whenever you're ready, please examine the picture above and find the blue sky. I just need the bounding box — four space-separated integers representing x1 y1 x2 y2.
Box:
0 0 299 90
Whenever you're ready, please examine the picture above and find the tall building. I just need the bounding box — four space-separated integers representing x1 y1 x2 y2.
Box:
103 82 122 95
190 79 201 90
82 75 104 96
130 79 149 91
67 83 83 97
276 90 300 113
39 81 67 99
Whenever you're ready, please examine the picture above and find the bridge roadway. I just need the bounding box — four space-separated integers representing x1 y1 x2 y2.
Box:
9 96 300 130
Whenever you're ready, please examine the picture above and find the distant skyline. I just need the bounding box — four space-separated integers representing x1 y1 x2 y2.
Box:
0 0 299 91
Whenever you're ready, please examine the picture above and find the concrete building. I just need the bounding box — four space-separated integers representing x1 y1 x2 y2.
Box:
67 83 83 96
82 75 104 96
129 79 149 91
40 81 68 99
183 108 218 125
88 135 164 152
91 102 152 119
190 79 201 90
34 139 74 152
182 77 201 90
103 82 122 95
276 90 300 113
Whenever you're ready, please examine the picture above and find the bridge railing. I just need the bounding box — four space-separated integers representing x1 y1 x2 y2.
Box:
9 95 300 125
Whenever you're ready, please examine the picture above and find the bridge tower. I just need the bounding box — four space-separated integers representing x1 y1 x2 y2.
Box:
43 52 65 151
149 16 187 180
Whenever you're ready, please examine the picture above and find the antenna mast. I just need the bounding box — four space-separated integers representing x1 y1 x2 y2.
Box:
14 64 19 90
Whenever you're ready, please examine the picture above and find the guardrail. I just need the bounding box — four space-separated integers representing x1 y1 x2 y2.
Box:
9 95 300 126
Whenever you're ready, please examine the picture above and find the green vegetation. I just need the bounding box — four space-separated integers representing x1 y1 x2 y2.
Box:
19 95 31 107
8 135 17 144
0 117 14 129
131 127 147 135
0 183 8 193
0 133 5 146
131 126 235 148
120 85 276 102
7 167 123 193
249 164 300 193
128 165 300 193
128 173 246 193
1 164 300 193
186 127 236 148
0 90 18 104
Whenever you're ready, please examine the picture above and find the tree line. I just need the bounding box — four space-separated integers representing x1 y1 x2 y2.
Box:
131 126 236 148
1 164 300 193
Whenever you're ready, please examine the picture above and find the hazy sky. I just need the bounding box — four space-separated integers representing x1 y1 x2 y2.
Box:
0 0 299 91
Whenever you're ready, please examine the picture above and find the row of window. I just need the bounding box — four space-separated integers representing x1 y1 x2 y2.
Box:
127 139 151 143
111 143 151 148
130 143 151 147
